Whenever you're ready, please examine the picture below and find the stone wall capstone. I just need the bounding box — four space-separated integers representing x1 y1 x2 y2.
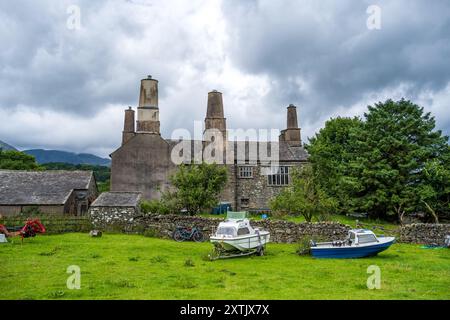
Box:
400 223 450 246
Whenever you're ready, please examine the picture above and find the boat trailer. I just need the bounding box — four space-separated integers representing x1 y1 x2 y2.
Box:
208 230 267 260
209 242 266 260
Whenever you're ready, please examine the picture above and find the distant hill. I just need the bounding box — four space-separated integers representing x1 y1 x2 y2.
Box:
42 162 111 182
24 149 111 166
0 140 18 151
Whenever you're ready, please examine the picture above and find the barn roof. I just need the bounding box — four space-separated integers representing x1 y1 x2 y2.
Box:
90 192 142 207
0 170 94 205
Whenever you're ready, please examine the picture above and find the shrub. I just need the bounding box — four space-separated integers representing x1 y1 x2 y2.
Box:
270 165 337 222
168 163 228 215
184 258 195 267
140 199 172 215
296 237 312 256
297 236 327 256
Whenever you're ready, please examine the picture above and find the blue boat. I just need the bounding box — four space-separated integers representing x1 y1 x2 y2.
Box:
310 229 395 259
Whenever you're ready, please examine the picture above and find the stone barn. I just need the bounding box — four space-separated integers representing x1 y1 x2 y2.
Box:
89 192 142 227
0 170 98 216
110 76 309 211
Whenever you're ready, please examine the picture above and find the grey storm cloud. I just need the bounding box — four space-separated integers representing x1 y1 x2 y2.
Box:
0 0 449 156
1 1 115 113
0 0 184 115
221 0 450 122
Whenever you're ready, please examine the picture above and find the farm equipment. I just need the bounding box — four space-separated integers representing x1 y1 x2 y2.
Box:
0 219 46 243
172 226 204 242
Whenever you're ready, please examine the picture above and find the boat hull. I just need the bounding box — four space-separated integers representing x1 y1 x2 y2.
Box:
210 232 270 252
311 238 395 259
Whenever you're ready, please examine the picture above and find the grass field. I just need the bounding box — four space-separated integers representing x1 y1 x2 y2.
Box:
1 233 449 300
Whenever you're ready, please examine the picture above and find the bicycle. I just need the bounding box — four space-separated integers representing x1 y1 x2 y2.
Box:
172 226 204 242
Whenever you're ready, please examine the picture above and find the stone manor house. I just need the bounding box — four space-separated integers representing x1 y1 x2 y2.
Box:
110 76 309 211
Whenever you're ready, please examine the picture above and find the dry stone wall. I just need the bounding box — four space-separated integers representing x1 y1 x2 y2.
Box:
400 223 450 246
90 213 350 243
89 211 450 245
89 207 138 232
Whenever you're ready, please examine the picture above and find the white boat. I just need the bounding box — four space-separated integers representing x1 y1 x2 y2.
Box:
210 211 270 258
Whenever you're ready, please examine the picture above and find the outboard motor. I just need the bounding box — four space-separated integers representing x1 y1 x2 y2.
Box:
445 235 450 248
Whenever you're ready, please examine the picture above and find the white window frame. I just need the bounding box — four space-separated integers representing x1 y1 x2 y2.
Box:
239 166 254 178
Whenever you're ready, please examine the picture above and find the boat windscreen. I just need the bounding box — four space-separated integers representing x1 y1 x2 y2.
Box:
226 211 248 220
358 234 377 244
217 227 236 236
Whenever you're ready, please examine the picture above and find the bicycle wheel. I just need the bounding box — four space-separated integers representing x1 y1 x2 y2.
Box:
173 230 185 242
193 230 204 242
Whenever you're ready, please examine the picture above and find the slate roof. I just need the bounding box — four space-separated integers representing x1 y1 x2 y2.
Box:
90 192 142 207
0 170 94 205
166 139 309 162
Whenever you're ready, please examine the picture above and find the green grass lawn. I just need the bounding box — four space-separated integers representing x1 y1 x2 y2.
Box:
1 233 449 300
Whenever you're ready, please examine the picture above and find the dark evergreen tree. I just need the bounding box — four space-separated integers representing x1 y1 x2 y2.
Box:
306 117 363 213
348 99 449 221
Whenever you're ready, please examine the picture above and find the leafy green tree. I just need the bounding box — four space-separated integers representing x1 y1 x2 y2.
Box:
415 157 450 223
0 150 42 170
270 165 337 222
167 162 228 215
347 99 449 221
306 117 363 213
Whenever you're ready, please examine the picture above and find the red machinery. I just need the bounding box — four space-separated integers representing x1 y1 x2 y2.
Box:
0 219 46 242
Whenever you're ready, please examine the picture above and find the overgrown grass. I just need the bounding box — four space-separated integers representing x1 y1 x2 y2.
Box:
0 233 448 300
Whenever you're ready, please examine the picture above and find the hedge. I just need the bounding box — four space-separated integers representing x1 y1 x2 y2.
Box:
0 214 93 234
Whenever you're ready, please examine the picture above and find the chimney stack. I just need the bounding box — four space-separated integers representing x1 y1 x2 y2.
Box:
206 90 224 118
136 75 160 134
287 104 298 129
204 90 227 140
279 104 302 146
122 106 135 145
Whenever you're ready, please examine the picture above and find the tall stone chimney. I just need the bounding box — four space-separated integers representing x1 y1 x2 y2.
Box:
136 75 160 134
204 90 227 140
279 104 302 146
287 104 298 129
122 106 135 145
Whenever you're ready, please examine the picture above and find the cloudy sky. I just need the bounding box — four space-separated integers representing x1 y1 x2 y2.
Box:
1 0 449 157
